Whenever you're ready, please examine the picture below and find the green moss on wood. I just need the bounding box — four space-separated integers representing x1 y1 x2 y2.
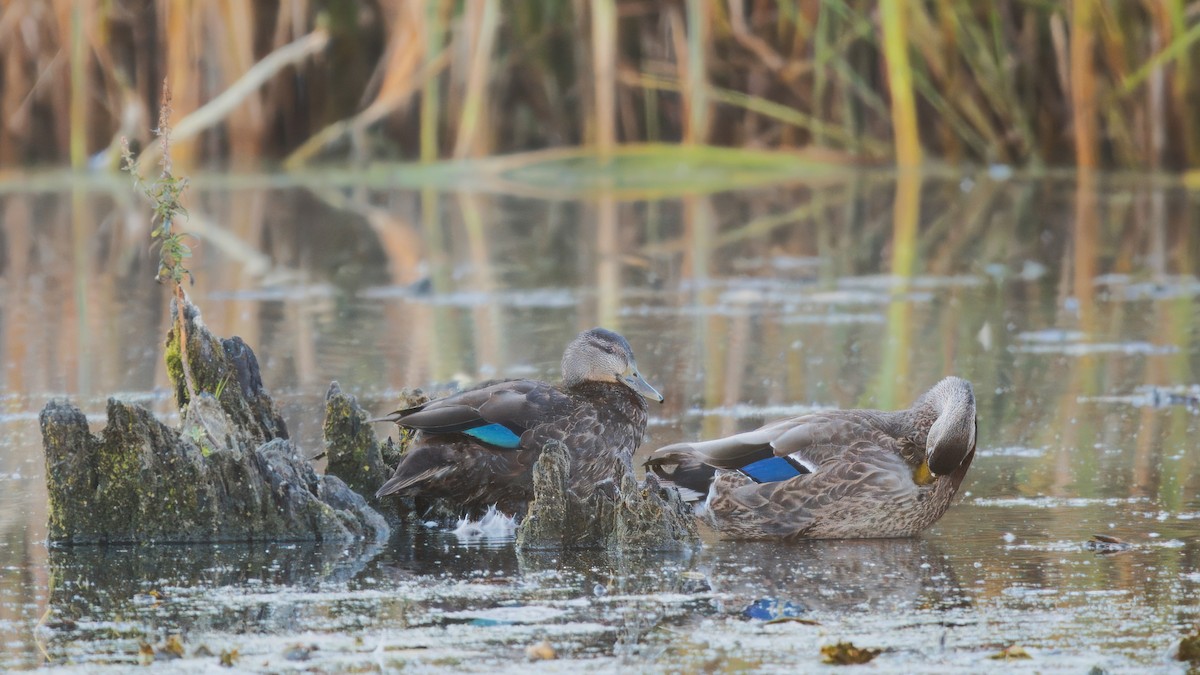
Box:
517 441 699 552
322 382 423 526
39 300 387 545
164 325 187 408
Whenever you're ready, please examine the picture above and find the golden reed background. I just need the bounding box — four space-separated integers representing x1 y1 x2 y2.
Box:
1 0 1198 170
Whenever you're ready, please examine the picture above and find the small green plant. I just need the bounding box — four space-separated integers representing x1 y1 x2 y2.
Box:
213 374 231 400
121 79 200 408
120 86 194 287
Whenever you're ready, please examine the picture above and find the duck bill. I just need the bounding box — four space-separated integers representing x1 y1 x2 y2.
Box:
623 370 664 402
927 447 963 476
927 418 977 476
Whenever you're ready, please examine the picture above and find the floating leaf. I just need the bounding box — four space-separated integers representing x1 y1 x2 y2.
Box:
138 641 155 666
525 640 556 661
157 635 185 660
821 641 880 665
765 616 822 626
1177 629 1200 662
989 645 1032 660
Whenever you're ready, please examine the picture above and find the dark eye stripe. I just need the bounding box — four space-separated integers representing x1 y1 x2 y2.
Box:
587 339 618 354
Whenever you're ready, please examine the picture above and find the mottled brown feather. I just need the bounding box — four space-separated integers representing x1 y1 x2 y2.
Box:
646 377 976 540
373 329 656 517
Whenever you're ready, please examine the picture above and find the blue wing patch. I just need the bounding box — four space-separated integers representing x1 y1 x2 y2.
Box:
463 423 523 449
740 456 807 483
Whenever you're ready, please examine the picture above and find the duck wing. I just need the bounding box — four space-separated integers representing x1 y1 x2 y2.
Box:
648 411 897 484
371 380 573 450
706 447 916 539
374 439 535 503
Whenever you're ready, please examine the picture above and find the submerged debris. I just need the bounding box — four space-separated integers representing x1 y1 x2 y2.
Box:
516 440 699 552
742 598 806 621
820 641 881 665
39 300 388 544
1085 534 1133 554
284 643 318 661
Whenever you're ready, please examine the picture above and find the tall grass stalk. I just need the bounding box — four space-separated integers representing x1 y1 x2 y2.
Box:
590 0 617 159
684 0 708 145
420 0 448 164
880 0 920 167
453 0 500 159
68 2 88 169
1070 0 1099 170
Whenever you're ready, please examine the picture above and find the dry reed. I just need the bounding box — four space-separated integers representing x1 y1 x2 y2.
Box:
0 1 1196 170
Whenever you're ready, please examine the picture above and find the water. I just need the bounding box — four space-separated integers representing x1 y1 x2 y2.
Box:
2 170 1199 672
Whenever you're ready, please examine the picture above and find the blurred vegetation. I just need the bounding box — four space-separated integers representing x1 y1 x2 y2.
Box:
1 0 1198 171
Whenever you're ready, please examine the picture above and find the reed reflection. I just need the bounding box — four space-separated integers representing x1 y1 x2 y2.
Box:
2 174 1200 668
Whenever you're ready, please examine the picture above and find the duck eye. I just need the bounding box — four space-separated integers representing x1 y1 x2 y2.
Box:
601 345 616 355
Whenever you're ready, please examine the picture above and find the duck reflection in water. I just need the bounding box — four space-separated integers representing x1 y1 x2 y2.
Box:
699 538 968 620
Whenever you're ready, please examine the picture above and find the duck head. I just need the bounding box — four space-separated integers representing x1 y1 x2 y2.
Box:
923 377 977 476
561 328 664 402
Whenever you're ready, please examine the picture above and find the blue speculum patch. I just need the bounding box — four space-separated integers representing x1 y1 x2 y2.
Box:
740 456 806 483
463 423 522 448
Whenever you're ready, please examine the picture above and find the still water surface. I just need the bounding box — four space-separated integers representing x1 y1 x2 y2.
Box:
1 170 1199 671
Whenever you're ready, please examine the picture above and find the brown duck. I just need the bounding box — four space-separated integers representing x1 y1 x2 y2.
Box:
371 328 663 516
645 377 977 540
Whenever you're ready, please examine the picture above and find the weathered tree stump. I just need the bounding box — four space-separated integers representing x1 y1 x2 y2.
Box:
39 300 388 545
322 382 424 526
516 441 700 552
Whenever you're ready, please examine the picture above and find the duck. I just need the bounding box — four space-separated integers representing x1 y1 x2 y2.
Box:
644 377 976 540
371 328 663 517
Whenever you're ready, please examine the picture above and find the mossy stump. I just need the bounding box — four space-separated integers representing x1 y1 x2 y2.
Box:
322 382 424 526
39 300 388 545
516 441 699 552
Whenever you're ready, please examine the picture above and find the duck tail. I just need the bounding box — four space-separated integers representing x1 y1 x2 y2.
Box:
644 445 717 503
366 400 429 425
373 447 453 499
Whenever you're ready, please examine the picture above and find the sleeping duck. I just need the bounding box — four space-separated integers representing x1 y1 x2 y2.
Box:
645 377 976 540
371 328 663 516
